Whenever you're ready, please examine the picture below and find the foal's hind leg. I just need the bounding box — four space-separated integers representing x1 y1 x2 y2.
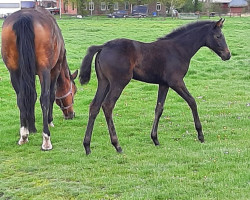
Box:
151 84 169 145
83 79 109 155
102 82 129 153
171 80 204 142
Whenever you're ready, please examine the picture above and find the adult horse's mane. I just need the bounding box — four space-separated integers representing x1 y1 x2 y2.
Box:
158 21 216 40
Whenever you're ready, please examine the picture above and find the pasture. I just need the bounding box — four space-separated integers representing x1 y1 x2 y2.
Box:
0 16 249 199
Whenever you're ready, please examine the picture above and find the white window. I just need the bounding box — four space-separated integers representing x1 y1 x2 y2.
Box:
124 2 129 10
114 2 118 10
83 3 87 10
156 2 161 11
101 2 106 11
89 2 94 11
107 3 112 10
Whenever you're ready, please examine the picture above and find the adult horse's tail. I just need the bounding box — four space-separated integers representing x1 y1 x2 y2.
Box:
79 45 104 85
13 15 36 119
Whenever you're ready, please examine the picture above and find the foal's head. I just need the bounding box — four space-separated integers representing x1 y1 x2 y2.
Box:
56 70 78 119
206 18 231 61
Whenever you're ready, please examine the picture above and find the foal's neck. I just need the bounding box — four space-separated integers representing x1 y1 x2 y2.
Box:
174 26 209 59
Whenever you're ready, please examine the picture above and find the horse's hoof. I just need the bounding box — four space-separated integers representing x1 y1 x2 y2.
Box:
41 145 53 151
18 137 28 145
85 150 91 155
198 136 205 143
49 122 54 127
116 147 123 153
42 133 53 151
85 147 91 155
29 127 37 134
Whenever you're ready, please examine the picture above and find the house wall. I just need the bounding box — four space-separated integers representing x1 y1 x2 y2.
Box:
39 0 56 8
230 7 243 13
148 2 166 16
57 0 77 14
56 0 167 16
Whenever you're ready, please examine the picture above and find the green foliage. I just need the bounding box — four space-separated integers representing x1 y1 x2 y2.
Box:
180 0 202 12
0 16 250 199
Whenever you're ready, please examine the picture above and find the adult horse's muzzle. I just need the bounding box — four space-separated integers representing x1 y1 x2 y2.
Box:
221 48 231 61
64 111 75 120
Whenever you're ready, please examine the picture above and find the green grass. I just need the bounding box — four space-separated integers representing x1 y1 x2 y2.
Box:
0 16 250 199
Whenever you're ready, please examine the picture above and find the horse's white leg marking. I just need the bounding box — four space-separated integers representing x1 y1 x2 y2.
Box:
18 127 29 145
42 132 53 150
49 122 54 127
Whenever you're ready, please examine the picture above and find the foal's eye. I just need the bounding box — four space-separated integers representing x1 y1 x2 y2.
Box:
216 34 222 39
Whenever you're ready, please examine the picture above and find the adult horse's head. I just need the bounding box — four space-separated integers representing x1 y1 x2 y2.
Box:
56 70 78 119
206 18 231 61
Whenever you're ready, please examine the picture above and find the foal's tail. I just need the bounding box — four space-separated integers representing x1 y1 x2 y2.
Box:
13 15 36 118
79 45 104 85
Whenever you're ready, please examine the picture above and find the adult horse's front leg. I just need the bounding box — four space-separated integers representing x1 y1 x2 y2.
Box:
48 68 60 127
39 70 53 150
171 80 204 143
151 84 169 145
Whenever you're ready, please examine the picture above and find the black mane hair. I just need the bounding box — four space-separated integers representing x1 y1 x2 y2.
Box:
158 21 216 40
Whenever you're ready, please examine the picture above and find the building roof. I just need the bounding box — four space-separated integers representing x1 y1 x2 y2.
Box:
229 0 248 7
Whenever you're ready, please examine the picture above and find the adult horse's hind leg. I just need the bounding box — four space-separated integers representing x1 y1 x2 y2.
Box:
10 70 37 144
151 84 169 145
102 81 129 153
10 71 29 144
83 78 110 155
171 80 204 143
39 69 53 150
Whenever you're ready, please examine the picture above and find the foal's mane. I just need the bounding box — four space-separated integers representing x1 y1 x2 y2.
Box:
158 21 216 40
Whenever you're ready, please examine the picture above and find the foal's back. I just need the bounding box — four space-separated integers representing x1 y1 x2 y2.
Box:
97 38 186 85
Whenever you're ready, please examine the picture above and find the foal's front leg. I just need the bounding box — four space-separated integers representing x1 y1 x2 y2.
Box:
39 70 53 150
171 80 204 143
151 84 169 145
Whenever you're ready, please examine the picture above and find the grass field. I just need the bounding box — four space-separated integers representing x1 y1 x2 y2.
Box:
0 16 249 199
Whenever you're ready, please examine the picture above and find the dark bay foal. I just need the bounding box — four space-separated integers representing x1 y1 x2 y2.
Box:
79 19 231 154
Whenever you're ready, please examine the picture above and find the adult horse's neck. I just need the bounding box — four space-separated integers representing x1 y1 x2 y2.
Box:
57 60 71 91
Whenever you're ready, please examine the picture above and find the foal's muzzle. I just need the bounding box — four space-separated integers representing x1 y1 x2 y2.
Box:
221 48 231 61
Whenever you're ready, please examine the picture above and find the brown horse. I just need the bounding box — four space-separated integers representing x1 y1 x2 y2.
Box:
79 19 231 155
1 6 78 150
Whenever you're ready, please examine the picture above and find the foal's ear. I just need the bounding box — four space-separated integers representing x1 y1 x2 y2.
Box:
215 18 225 28
71 70 78 80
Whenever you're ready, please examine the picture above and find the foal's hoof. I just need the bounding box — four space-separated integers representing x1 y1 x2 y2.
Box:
198 136 205 143
152 138 160 146
85 149 91 155
116 147 123 153
84 146 91 155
